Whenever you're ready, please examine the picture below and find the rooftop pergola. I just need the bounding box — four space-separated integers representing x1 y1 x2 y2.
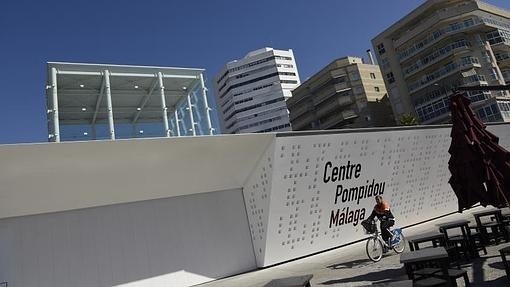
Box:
46 62 214 142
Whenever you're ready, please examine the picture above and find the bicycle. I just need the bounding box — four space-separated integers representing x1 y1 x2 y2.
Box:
361 218 406 262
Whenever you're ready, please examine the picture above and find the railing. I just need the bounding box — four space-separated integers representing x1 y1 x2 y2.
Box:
0 282 7 287
397 16 482 62
289 102 312 121
408 57 481 93
403 41 471 78
478 1 510 19
395 2 478 48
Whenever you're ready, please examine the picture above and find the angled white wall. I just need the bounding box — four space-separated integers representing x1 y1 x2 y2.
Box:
242 139 275 266
0 189 256 287
244 123 510 267
0 134 272 219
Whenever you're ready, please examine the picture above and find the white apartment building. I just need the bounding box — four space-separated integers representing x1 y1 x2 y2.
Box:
372 0 510 124
214 48 300 133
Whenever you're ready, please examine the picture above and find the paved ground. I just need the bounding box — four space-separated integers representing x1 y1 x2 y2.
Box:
199 207 510 287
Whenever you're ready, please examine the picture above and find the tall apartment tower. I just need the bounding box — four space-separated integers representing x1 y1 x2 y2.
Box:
214 48 300 134
372 0 510 124
288 56 394 130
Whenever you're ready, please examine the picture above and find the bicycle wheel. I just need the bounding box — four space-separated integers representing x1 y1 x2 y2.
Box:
366 237 383 262
392 233 406 254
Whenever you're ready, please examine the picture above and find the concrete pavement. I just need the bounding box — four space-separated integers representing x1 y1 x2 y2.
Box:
198 206 509 287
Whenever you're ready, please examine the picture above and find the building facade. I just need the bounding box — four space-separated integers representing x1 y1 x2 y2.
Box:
46 62 218 142
372 0 510 124
214 48 300 134
287 56 394 130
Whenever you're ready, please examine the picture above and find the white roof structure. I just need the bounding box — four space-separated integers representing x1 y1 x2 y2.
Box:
46 62 214 141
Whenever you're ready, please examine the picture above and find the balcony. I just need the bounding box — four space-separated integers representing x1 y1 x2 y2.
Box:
394 2 478 48
496 53 510 68
289 102 313 121
315 97 354 118
408 57 481 94
319 110 358 129
491 41 510 53
291 112 316 130
403 42 472 79
312 86 351 106
398 17 483 63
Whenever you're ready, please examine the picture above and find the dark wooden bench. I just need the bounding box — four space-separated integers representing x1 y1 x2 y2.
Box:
263 274 313 287
414 267 470 286
413 277 447 287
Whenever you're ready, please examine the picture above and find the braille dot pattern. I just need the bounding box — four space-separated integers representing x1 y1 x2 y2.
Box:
247 125 510 267
243 143 274 257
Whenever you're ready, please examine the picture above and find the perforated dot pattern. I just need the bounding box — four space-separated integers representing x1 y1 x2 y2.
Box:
261 128 462 266
249 126 510 267
243 142 274 263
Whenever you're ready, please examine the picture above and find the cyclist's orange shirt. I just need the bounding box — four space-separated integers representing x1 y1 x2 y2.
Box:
374 201 390 214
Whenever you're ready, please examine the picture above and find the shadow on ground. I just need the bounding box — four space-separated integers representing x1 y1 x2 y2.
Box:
321 253 509 286
320 267 407 285
472 275 508 287
326 258 375 270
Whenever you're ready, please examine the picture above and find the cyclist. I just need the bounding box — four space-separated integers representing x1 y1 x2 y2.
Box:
363 195 395 248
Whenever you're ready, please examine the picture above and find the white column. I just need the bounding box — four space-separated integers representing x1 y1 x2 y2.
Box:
51 67 60 142
199 74 214 135
174 110 181 136
158 72 170 137
104 70 115 140
187 93 196 136
485 42 506 83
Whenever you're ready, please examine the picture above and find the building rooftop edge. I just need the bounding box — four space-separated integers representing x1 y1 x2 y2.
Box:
293 56 378 91
47 62 206 72
373 0 510 41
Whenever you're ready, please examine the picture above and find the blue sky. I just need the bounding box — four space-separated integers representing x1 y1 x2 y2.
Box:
1 0 509 144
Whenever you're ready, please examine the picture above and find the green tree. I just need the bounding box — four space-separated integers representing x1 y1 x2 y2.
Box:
399 114 418 126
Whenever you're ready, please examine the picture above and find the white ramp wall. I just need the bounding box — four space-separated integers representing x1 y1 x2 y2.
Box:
0 189 256 287
243 124 510 267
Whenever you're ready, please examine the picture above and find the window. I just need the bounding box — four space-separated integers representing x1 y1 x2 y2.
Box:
489 68 499 81
350 72 360 81
377 43 386 55
386 72 395 84
219 72 292 98
375 87 380 92
370 73 376 79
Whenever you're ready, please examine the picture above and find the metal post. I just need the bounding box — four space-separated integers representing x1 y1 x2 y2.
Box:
104 70 115 140
131 124 136 138
51 67 60 142
484 41 509 97
174 110 181 136
92 125 97 140
158 72 170 137
187 93 196 136
199 74 214 135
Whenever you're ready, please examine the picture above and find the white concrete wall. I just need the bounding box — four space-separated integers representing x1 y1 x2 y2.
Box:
0 189 256 287
0 134 272 219
242 123 510 266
